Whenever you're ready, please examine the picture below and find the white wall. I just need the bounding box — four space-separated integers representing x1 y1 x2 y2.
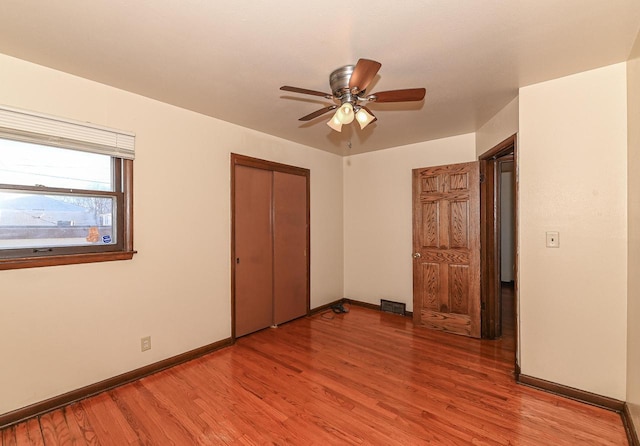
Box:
519 63 628 399
476 96 519 157
343 134 476 311
627 30 640 436
0 54 344 415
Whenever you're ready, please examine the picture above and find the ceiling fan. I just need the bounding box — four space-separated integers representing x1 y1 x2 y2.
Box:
280 58 426 132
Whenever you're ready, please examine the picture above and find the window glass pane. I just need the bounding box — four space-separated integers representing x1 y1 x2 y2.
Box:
0 191 116 249
0 139 112 191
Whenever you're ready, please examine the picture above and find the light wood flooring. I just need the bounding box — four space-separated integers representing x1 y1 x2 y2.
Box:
1 295 628 445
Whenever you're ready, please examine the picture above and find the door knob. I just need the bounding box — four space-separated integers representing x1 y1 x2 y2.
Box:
412 252 422 259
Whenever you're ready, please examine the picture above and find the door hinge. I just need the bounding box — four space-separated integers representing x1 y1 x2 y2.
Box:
481 301 486 310
479 173 485 184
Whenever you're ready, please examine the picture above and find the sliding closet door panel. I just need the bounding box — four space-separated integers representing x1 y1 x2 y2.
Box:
273 171 308 325
235 165 273 337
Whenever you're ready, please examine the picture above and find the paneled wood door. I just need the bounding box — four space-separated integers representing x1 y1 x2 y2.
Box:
412 161 481 338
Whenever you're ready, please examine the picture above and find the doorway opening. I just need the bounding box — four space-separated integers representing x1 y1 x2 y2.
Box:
479 134 518 371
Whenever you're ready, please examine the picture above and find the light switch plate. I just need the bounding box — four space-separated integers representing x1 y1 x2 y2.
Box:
546 231 559 248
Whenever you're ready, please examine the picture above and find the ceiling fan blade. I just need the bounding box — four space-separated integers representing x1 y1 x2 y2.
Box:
298 105 337 121
370 88 426 103
349 59 382 93
280 85 333 99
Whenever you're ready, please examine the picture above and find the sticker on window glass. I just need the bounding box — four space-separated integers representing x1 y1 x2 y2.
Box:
86 227 100 243
102 235 112 244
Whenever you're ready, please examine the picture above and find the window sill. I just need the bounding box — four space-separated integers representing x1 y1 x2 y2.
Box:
0 250 136 271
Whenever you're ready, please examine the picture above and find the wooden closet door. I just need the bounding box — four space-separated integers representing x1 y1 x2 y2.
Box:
273 171 308 325
234 165 273 337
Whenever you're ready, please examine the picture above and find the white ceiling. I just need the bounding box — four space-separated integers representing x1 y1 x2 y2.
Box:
0 1 639 155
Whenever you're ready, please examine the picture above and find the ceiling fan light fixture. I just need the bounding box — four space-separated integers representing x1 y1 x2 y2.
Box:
327 113 343 132
281 58 426 133
336 102 355 124
355 107 375 129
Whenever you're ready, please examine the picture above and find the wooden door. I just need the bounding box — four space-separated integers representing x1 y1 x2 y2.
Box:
234 165 274 337
412 161 481 338
273 171 308 325
232 154 310 339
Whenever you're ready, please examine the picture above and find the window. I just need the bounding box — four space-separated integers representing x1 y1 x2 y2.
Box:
0 105 135 270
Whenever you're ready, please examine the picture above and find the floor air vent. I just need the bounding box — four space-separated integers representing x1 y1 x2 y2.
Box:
380 299 406 316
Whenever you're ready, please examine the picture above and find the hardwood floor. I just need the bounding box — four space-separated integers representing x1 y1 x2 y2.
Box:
1 304 628 445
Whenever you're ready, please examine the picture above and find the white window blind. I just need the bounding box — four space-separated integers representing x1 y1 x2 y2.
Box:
0 104 135 159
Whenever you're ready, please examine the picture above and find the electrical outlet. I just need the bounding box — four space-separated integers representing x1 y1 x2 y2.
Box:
141 336 151 352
